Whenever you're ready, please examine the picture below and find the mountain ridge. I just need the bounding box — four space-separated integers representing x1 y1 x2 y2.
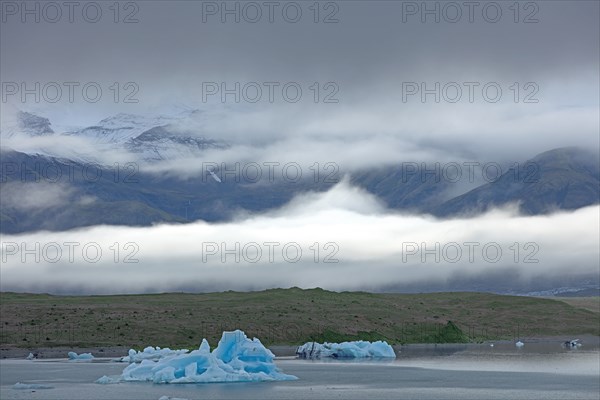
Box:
1 146 598 233
1 110 598 232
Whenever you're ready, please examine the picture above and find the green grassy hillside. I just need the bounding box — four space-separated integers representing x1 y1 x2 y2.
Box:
1 289 598 349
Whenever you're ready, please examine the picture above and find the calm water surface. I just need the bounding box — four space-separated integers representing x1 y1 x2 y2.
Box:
1 342 598 400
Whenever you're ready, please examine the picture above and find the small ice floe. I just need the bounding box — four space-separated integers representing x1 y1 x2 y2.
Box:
26 352 35 360
515 341 525 348
95 375 120 384
13 382 54 390
68 351 94 361
296 340 396 359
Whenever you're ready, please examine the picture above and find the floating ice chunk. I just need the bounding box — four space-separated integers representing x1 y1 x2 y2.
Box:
296 340 396 359
68 352 94 361
515 341 525 347
95 375 120 384
121 346 189 363
26 352 34 360
13 382 54 390
120 330 296 383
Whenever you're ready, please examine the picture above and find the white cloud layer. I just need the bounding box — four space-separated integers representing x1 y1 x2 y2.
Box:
1 181 597 294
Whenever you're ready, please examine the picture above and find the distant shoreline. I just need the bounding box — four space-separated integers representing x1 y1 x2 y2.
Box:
3 335 599 360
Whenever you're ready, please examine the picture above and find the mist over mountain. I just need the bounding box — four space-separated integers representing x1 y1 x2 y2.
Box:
434 147 600 217
2 111 54 138
1 110 598 234
2 109 229 162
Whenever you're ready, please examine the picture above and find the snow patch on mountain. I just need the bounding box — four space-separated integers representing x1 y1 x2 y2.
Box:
0 109 228 163
65 112 184 145
1 111 54 138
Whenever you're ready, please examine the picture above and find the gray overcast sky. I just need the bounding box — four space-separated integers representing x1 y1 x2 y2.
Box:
2 1 598 146
0 1 598 170
1 1 599 294
1 1 598 165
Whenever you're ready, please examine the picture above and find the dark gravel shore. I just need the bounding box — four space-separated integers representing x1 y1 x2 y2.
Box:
0 346 129 360
0 345 300 360
3 336 598 360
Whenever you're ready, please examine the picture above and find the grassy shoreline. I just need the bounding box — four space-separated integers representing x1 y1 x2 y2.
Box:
1 289 598 350
4 336 600 360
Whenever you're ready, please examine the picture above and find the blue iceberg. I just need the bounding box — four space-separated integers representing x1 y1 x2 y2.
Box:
296 340 396 359
119 330 297 383
68 352 94 361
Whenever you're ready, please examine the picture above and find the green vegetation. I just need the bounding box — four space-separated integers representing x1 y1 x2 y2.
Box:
1 289 597 349
551 297 600 314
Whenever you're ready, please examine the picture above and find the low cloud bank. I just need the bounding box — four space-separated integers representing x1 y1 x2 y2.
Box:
1 181 597 294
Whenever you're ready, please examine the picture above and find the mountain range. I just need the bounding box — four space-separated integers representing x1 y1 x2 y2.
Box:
0 110 598 233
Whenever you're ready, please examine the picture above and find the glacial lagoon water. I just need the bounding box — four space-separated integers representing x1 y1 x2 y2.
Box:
1 342 599 400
